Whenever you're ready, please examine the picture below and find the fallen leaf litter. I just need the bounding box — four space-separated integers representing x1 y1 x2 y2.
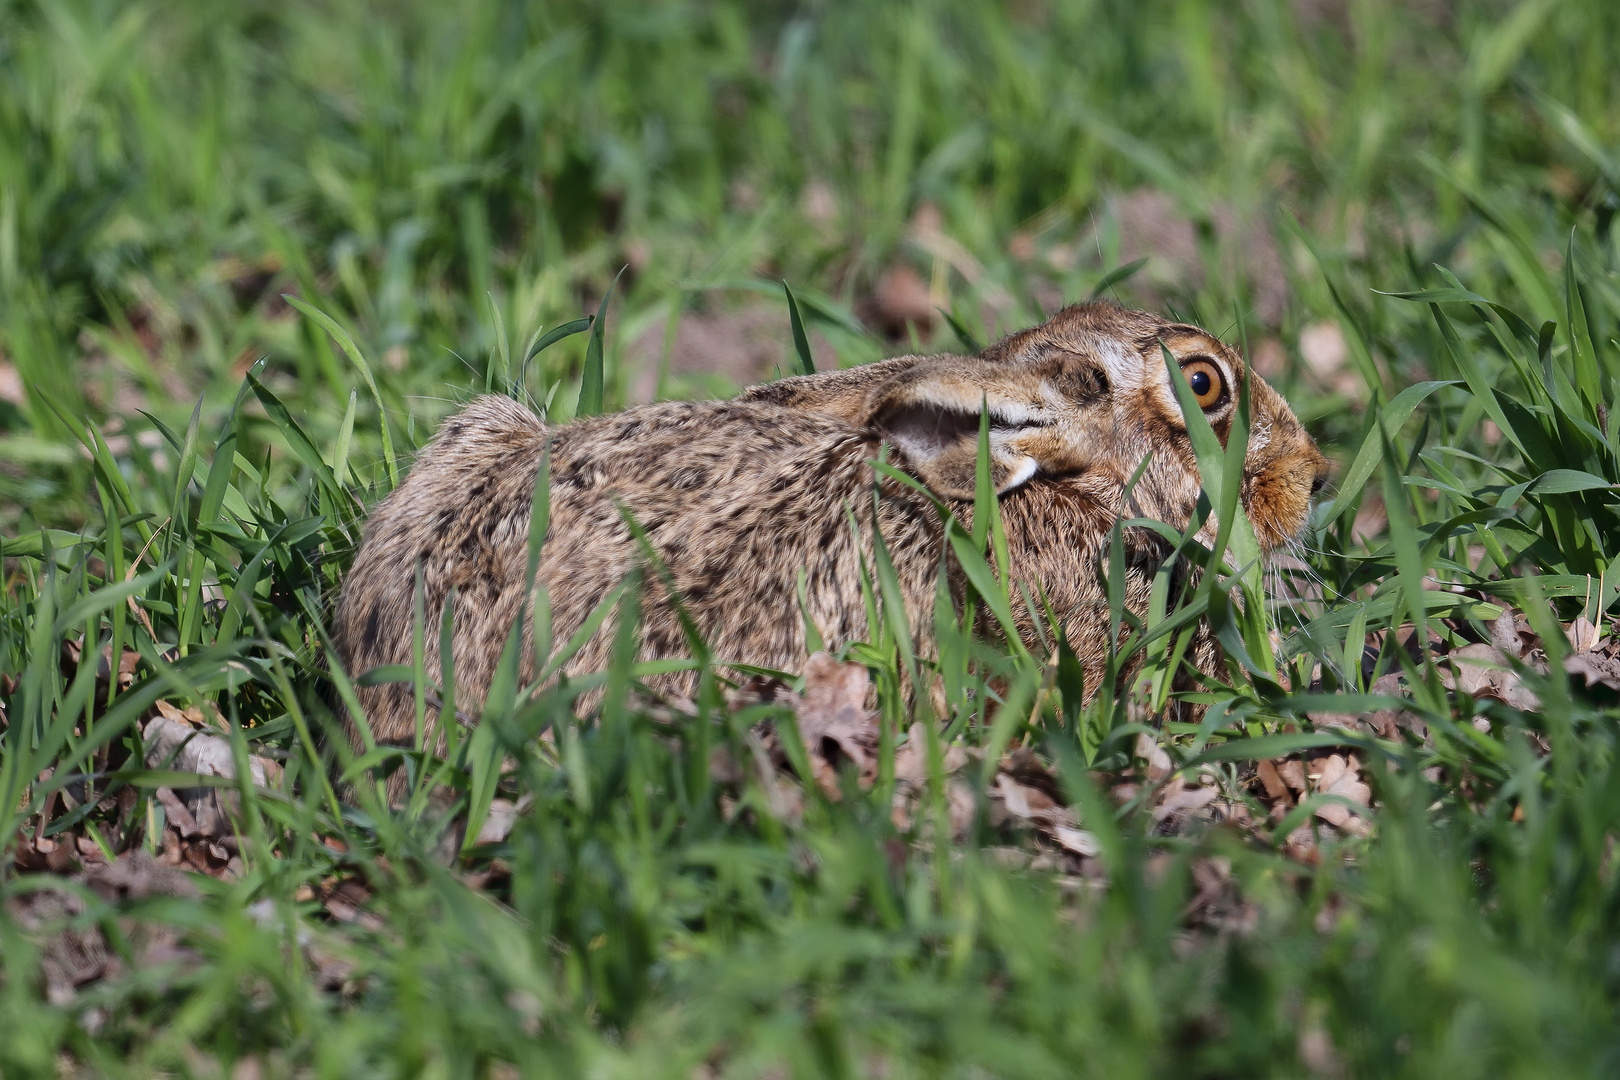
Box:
9 607 1617 1007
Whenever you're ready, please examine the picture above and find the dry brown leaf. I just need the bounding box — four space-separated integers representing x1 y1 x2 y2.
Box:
994 773 1060 820
1566 651 1620 691
1256 759 1291 803
1183 856 1260 934
322 881 384 932
792 653 881 795
987 768 1101 856
1445 643 1508 697
1370 672 1406 697
1313 801 1368 836
1567 616 1600 654
143 715 283 839
893 723 969 783
1488 609 1519 656
153 697 227 731
1134 732 1174 783
1049 825 1102 858
1312 754 1347 792
1152 777 1219 824
1309 753 1371 836
246 897 360 992
707 745 745 787
1276 758 1309 794
945 780 977 839
58 640 142 700
1439 642 1544 711
154 787 202 839
724 675 790 711
474 795 534 846
1494 610 1545 660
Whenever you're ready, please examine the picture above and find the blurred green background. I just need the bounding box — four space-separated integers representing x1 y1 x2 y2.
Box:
2 0 1615 526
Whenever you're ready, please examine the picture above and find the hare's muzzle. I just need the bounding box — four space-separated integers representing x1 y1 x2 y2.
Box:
1248 439 1331 550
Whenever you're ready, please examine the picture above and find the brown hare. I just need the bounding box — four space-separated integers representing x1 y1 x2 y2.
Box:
333 302 1328 777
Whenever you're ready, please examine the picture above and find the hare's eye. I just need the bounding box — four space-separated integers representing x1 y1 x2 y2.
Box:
1181 359 1225 410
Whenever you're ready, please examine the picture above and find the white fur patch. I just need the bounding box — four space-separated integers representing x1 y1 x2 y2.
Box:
1094 339 1141 392
1248 415 1272 453
998 455 1039 494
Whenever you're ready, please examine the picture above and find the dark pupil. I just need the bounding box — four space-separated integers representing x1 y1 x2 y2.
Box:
1189 369 1211 396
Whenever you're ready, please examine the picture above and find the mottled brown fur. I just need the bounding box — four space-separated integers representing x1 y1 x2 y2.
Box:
333 303 1328 791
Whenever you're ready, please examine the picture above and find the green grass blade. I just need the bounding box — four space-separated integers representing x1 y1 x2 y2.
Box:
331 389 358 487
284 294 398 486
577 268 626 418
1089 257 1149 301
247 372 357 517
1321 381 1457 529
519 317 593 401
487 290 510 395
782 279 818 377
938 306 983 353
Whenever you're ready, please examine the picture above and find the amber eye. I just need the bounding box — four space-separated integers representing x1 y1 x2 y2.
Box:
1181 358 1225 410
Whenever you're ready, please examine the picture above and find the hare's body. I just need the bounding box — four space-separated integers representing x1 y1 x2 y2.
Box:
334 303 1328 770
337 396 943 724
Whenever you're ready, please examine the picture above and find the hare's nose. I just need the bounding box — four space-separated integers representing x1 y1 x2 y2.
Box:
1310 462 1330 496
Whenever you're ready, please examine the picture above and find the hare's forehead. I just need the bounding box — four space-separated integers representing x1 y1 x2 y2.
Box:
1088 337 1145 390
1078 330 1231 388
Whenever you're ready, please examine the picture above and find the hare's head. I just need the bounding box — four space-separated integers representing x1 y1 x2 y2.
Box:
751 302 1328 550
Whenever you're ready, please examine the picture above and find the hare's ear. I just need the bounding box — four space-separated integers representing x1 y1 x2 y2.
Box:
866 365 1061 500
735 355 930 423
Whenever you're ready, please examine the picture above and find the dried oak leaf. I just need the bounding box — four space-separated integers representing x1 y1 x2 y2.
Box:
1309 753 1371 837
245 898 362 993
1490 609 1541 661
1134 731 1174 783
1566 616 1600 654
1446 643 1510 697
474 795 534 846
1566 651 1620 692
1443 642 1542 711
892 722 969 783
144 714 283 840
320 878 384 931
1276 757 1309 794
59 639 141 696
1256 758 1291 804
986 753 1100 858
1151 777 1219 826
890 724 975 833
153 696 227 731
1183 856 1259 935
791 653 881 796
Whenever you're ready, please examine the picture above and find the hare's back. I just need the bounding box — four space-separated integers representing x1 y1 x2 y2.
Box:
538 399 896 663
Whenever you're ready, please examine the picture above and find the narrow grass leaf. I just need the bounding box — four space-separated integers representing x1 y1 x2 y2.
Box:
782 279 817 376
578 267 626 418
1089 257 1149 301
284 294 398 485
